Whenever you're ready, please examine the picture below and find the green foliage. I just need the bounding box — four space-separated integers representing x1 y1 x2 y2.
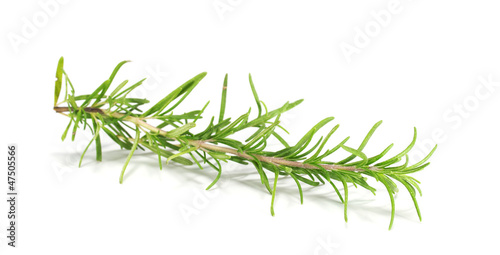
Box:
53 57 437 229
140 72 207 117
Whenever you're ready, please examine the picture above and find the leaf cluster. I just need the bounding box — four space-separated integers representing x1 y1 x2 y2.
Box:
53 57 437 229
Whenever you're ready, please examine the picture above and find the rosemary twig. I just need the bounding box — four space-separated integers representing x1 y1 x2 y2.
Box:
53 57 437 229
54 106 380 173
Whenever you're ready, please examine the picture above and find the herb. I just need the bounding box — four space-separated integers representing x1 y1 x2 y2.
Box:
53 57 436 229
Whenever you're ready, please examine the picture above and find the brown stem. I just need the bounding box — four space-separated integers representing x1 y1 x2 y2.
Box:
190 140 378 172
54 106 104 114
54 106 169 136
55 106 377 172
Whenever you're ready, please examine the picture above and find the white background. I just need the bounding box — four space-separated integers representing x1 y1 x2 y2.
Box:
1 0 500 254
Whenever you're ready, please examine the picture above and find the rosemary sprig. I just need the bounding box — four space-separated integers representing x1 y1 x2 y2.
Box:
53 57 436 229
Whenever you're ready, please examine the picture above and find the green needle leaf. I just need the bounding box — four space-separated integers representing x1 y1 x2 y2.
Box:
166 146 197 165
108 60 130 84
249 73 262 117
79 123 101 167
205 158 223 190
405 144 437 171
71 109 82 141
379 175 396 230
207 151 231 161
278 117 334 158
113 78 146 99
243 114 281 150
271 166 279 216
375 127 417 167
337 174 349 222
54 57 64 106
289 172 304 204
340 145 368 166
61 118 73 141
239 99 303 130
218 74 228 127
305 124 339 163
92 60 130 106
108 80 129 99
92 118 102 161
141 72 207 117
119 126 141 184
82 80 110 107
250 155 272 194
193 101 210 123
337 120 382 164
140 142 193 165
166 122 196 138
